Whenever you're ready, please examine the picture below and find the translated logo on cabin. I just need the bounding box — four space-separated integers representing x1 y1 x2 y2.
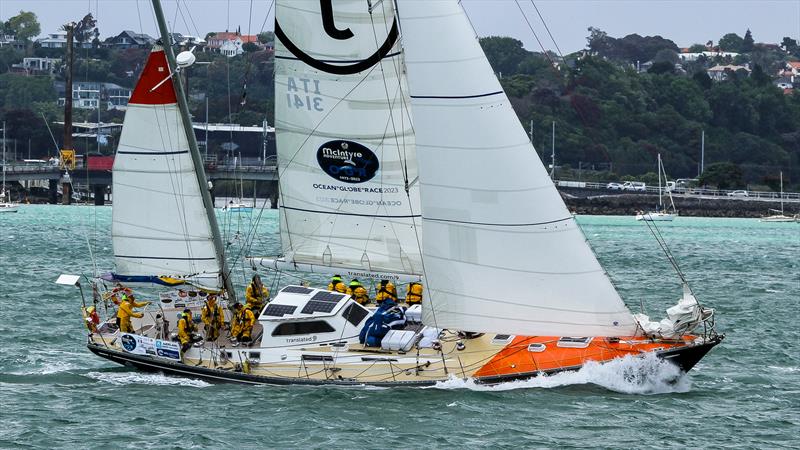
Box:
317 140 379 184
275 0 399 75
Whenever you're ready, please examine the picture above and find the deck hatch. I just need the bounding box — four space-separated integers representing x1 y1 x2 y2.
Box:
263 304 298 317
557 337 593 348
281 286 314 294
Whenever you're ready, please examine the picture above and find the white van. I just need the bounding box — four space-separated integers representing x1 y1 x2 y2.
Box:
623 181 646 192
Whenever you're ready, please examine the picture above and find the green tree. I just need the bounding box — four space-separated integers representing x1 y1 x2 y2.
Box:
257 31 274 45
718 33 744 52
242 42 259 53
742 29 755 52
4 11 40 41
688 44 707 53
479 36 529 76
73 13 99 45
653 49 678 64
699 162 744 189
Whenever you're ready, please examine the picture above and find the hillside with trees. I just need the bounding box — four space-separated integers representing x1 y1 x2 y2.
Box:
481 30 800 190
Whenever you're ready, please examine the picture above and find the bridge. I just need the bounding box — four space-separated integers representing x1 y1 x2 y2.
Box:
2 160 278 205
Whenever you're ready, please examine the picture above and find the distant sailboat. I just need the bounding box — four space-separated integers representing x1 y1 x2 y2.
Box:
636 154 676 221
760 172 796 222
1 123 19 213
61 0 721 386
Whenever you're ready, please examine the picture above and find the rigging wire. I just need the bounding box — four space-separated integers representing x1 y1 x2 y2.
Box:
529 1 564 60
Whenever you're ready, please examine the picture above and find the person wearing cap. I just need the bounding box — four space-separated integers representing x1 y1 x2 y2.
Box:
83 306 100 333
375 279 398 305
231 303 256 345
245 274 270 317
327 275 347 293
347 279 370 305
201 294 225 342
116 294 150 333
177 308 198 353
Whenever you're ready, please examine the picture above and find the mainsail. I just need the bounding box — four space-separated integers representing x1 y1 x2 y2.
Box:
271 0 422 277
398 1 637 337
111 47 222 290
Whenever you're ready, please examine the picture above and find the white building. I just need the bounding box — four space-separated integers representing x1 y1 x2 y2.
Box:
678 51 740 62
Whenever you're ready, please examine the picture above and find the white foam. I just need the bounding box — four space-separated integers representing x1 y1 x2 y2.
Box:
429 353 691 395
84 371 211 387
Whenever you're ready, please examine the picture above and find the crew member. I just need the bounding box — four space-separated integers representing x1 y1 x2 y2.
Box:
347 279 370 305
231 303 256 344
177 308 198 353
374 279 398 305
116 294 150 333
406 282 423 305
83 306 100 333
201 294 225 342
245 274 270 317
327 275 347 293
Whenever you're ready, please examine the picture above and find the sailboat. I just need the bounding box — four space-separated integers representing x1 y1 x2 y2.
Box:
222 153 254 213
636 154 676 221
760 172 796 222
1 122 20 213
59 0 721 386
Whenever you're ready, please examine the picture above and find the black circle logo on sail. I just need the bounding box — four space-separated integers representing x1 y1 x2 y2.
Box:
274 3 399 75
317 140 379 184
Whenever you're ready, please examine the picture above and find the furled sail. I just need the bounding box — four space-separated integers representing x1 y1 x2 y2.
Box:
111 46 222 290
272 0 422 276
398 1 637 337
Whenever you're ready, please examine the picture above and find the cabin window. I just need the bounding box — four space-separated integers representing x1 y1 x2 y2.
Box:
249 352 261 360
556 337 593 348
272 321 335 336
527 343 546 353
342 303 370 326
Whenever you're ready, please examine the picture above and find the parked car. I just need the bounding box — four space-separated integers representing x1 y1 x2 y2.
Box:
623 181 647 192
606 182 624 190
727 190 749 197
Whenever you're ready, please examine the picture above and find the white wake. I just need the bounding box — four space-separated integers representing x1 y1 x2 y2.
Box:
430 353 691 395
84 371 211 387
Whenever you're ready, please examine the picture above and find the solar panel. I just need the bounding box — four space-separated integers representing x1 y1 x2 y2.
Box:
262 304 297 317
301 300 338 315
310 291 344 303
281 286 314 294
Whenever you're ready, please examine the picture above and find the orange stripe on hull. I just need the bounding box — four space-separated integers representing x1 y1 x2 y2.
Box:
473 335 696 379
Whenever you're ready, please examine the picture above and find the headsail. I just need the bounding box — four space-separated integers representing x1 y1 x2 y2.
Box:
272 0 422 276
111 46 222 290
398 1 637 337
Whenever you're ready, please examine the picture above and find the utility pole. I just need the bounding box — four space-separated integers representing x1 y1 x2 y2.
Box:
61 23 75 205
699 129 705 177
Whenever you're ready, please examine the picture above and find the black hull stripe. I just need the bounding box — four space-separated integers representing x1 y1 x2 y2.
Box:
281 205 421 219
422 216 572 227
117 150 190 155
115 255 216 261
410 91 504 100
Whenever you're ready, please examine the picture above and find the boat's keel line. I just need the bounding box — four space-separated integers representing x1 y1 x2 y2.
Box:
88 336 722 387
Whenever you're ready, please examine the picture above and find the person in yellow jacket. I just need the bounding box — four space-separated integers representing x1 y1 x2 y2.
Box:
116 295 150 333
374 279 398 305
347 279 370 305
327 275 347 293
406 282 423 305
245 274 270 317
231 303 256 345
177 308 198 353
201 294 225 342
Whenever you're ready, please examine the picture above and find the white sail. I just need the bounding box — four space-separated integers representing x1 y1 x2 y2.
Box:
398 1 637 337
111 47 221 289
273 0 422 276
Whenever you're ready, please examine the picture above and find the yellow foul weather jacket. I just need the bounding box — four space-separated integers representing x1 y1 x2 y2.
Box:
117 299 149 333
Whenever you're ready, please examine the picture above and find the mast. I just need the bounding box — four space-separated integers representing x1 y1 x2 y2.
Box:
657 153 662 209
2 121 6 197
150 0 236 300
780 171 784 215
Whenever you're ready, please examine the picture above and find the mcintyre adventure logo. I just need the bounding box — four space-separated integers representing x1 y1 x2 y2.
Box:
317 140 379 184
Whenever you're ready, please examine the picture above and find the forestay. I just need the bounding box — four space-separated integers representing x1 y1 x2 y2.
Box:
273 0 422 276
111 47 222 289
398 1 637 337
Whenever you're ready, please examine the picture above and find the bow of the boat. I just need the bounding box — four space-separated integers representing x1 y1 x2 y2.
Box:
659 335 724 373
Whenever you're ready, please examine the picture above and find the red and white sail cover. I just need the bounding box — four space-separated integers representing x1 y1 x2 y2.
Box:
398 1 637 337
111 46 221 289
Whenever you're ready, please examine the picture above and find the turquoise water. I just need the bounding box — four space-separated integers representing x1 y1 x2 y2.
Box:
1 206 798 448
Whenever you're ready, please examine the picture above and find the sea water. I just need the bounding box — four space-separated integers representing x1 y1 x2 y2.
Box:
1 205 798 448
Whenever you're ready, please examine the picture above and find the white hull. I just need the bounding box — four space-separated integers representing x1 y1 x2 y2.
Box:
0 203 19 213
636 212 675 221
760 215 797 223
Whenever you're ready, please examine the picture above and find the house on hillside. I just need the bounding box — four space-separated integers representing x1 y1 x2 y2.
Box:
36 31 93 49
774 77 793 90
103 30 155 49
707 64 751 81
55 81 133 110
778 61 800 77
11 57 61 75
207 31 260 57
